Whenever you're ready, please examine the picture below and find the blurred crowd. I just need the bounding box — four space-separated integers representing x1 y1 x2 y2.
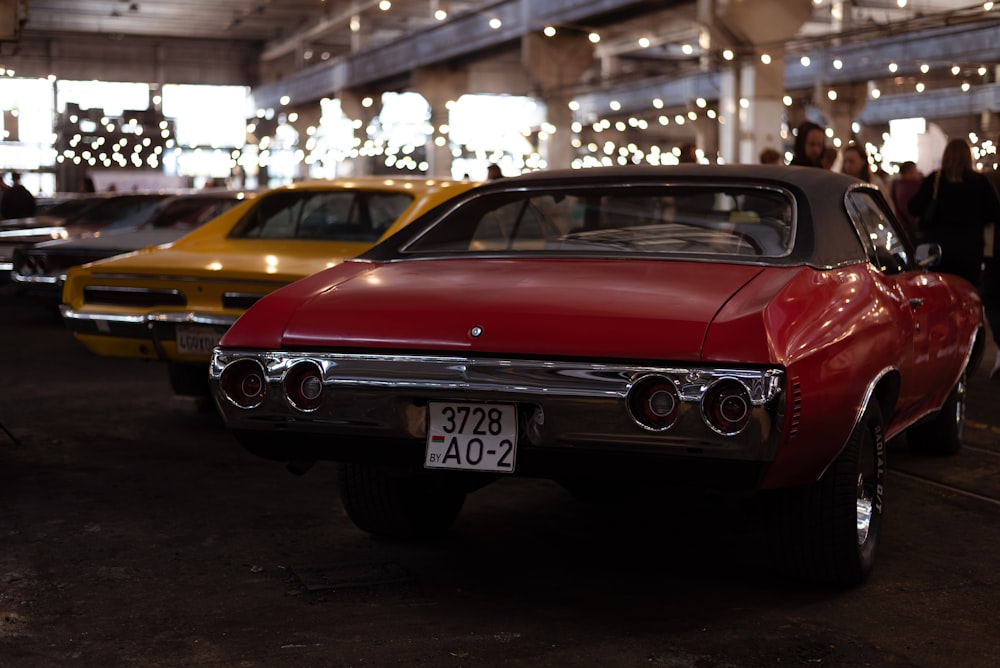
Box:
0 171 37 219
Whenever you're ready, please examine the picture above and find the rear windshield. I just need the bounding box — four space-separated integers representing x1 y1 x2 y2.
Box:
146 196 241 230
405 185 795 259
228 190 413 242
73 195 170 231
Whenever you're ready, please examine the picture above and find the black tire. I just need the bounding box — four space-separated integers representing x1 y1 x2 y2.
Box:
337 463 466 539
168 361 210 397
768 402 885 587
907 373 966 456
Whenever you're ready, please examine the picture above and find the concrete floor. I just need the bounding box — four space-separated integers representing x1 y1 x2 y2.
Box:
1 286 998 667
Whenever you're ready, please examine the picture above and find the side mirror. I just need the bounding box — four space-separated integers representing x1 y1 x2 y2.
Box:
915 242 942 269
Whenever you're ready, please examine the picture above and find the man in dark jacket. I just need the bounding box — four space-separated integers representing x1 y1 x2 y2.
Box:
1 172 37 219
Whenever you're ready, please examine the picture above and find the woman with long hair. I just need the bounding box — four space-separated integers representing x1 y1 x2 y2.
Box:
908 138 1000 286
789 121 826 167
841 143 893 210
840 144 873 182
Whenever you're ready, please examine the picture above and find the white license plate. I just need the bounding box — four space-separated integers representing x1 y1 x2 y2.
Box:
425 402 517 473
175 324 223 355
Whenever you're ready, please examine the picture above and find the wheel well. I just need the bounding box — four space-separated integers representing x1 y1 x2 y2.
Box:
969 325 987 377
872 370 900 422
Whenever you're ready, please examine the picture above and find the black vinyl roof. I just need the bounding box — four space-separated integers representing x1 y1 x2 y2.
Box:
366 165 877 270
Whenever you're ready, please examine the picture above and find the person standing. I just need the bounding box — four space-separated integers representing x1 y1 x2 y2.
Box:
1 172 37 219
840 144 875 182
891 161 923 242
759 147 781 165
677 143 699 163
840 144 893 211
789 121 826 167
908 138 1000 287
910 140 1000 377
821 146 838 170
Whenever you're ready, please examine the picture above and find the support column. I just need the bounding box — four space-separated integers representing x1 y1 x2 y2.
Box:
739 50 786 164
717 66 740 164
701 0 812 164
411 66 470 178
814 82 868 147
692 115 719 164
522 32 594 170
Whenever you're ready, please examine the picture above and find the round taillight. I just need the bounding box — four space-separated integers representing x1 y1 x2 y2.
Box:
219 359 267 409
284 361 324 412
627 375 680 431
702 380 752 435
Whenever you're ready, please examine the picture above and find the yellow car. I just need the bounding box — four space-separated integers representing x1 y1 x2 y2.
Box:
61 176 475 396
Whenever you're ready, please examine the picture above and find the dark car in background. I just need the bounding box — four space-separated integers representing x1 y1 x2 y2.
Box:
11 190 251 304
0 193 172 282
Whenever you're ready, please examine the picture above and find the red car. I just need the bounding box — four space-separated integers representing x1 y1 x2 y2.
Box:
210 165 984 586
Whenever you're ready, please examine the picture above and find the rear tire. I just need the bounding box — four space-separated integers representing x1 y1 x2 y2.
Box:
768 402 885 587
337 463 466 539
907 373 966 456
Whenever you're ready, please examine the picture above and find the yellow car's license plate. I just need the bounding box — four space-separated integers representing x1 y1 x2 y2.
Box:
175 324 223 355
425 402 517 472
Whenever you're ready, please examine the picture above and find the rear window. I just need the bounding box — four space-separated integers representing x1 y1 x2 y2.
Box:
405 185 795 258
228 190 413 242
148 196 241 230
73 195 170 231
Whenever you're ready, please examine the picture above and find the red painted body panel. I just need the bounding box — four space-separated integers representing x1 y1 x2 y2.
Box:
228 258 768 361
222 255 982 490
704 263 980 488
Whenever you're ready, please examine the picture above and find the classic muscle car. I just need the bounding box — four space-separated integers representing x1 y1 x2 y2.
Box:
12 190 248 304
0 192 172 281
61 177 474 396
209 165 984 586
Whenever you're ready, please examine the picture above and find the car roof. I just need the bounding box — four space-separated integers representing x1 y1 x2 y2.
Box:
393 165 875 269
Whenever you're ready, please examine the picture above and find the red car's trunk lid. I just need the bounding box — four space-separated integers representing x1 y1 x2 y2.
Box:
278 258 765 361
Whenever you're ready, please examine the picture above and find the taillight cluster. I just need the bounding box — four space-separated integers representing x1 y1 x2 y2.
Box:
701 380 752 435
218 359 325 412
219 359 267 409
626 374 753 435
284 362 324 412
627 375 680 431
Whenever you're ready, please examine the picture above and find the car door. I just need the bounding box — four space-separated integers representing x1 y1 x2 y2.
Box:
845 187 958 422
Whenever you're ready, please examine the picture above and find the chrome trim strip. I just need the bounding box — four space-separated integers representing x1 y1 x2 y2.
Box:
213 350 784 404
11 272 60 284
147 312 239 327
61 305 147 325
61 306 239 331
211 349 786 461
0 226 66 238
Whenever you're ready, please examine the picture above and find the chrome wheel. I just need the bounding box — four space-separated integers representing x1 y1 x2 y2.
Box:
953 374 967 443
